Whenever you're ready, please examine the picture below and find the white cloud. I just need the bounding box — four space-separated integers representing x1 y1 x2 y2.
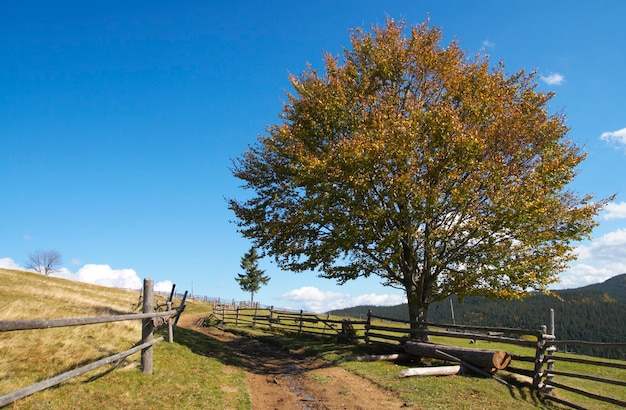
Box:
52 264 142 289
557 263 615 289
573 229 626 265
540 73 565 85
0 257 23 270
556 228 626 289
603 201 626 220
2 257 172 294
281 286 405 313
352 293 406 306
600 127 626 149
155 280 175 293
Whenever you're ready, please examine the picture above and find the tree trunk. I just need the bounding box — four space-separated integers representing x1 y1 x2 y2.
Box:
407 296 430 341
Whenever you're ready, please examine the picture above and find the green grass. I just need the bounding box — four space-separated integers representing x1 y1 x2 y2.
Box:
12 339 249 410
224 324 556 409
224 316 625 409
2 268 624 409
343 360 547 409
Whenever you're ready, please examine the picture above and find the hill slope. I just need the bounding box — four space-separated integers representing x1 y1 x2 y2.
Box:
329 274 626 359
0 268 249 409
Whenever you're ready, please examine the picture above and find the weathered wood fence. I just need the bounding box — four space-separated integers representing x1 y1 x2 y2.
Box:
0 278 187 407
212 303 355 339
215 304 625 409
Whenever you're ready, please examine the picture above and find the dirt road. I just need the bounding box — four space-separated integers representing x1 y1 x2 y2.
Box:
179 315 411 409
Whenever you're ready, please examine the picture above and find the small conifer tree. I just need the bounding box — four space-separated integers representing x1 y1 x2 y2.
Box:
235 247 270 305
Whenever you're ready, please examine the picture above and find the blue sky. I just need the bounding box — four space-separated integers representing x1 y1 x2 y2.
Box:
2 1 625 313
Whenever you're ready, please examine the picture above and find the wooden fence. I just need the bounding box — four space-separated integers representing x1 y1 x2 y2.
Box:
215 303 625 409
212 302 358 339
0 278 187 407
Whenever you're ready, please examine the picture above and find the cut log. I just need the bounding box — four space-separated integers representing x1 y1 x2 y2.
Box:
434 349 512 387
398 365 461 378
404 341 511 370
342 353 414 362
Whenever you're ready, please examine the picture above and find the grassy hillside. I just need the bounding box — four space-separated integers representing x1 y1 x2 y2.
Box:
2 268 623 409
0 268 248 409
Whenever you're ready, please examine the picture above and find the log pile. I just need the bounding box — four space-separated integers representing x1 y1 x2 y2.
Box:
403 341 511 372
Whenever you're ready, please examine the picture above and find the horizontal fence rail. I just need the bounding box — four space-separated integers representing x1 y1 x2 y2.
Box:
0 310 181 332
213 304 360 340
551 340 626 348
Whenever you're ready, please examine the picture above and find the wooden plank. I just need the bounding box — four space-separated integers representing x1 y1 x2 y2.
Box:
545 380 626 408
0 309 181 332
550 355 626 370
505 366 535 378
365 331 407 343
367 324 411 333
399 328 537 348
0 337 163 408
365 324 536 347
546 370 626 387
509 354 536 363
342 353 414 362
367 314 543 337
551 340 626 348
172 290 188 328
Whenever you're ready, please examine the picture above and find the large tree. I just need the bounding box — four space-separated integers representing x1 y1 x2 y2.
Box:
229 20 609 333
235 247 270 305
26 249 63 275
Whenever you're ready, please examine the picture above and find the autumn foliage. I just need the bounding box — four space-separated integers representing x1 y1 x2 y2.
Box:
229 20 609 328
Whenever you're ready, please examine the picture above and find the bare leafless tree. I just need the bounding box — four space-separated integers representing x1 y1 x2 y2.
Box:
26 249 63 275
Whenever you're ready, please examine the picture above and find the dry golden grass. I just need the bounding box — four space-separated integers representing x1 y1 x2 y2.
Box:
1 269 250 409
0 268 144 396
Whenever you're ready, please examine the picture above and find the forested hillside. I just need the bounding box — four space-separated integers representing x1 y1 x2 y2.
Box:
329 274 626 360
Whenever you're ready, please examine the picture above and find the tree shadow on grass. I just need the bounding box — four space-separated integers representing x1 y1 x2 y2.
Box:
160 326 243 367
165 325 335 376
501 373 554 409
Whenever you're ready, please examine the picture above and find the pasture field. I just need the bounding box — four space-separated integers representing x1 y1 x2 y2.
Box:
217 306 626 409
1 268 624 409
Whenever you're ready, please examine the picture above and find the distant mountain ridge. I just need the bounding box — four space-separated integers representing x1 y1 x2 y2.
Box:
328 274 626 360
560 273 626 302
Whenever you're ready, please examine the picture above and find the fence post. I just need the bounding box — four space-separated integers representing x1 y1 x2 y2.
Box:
533 324 547 390
167 301 173 343
543 309 557 397
366 309 372 345
236 307 240 326
253 302 258 327
141 278 154 374
299 310 303 334
269 306 274 330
